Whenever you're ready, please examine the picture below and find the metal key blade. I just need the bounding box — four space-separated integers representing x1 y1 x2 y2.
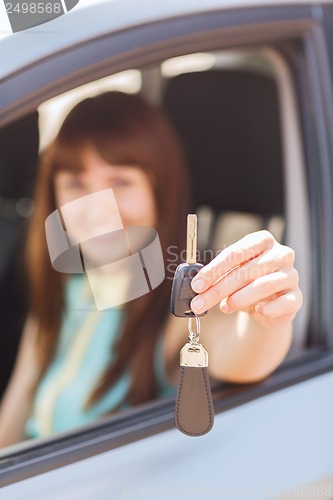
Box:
186 214 197 264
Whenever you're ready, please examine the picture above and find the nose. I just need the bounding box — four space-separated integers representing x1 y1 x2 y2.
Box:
61 187 124 245
86 188 124 233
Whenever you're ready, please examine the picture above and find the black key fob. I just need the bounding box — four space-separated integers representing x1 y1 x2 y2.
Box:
170 262 207 317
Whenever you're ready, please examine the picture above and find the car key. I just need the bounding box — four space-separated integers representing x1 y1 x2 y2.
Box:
170 214 207 317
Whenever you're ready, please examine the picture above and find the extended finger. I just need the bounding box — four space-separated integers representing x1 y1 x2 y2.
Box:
190 244 296 313
191 230 278 294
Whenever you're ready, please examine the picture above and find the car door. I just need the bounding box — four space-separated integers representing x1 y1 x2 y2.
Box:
0 1 333 498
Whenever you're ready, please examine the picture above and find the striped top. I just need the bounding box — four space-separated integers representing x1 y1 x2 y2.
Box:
24 274 177 439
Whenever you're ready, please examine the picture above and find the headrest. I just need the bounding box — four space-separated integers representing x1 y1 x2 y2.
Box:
163 70 284 217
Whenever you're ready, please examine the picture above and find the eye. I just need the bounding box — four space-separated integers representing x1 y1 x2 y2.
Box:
66 176 83 189
113 178 131 188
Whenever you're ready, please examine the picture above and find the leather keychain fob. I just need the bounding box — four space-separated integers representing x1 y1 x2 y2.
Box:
175 340 214 436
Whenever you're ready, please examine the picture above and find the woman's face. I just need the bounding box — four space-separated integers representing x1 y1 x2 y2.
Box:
54 147 157 263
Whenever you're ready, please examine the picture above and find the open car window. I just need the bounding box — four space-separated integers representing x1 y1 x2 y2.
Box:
0 44 310 440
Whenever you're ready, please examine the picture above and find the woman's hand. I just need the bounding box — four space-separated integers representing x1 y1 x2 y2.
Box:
190 230 303 328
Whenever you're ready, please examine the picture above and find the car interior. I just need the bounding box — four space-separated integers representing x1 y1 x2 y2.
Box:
0 47 310 432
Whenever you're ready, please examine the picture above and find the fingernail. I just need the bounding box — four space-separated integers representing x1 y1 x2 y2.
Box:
220 301 229 313
191 278 205 293
191 296 205 312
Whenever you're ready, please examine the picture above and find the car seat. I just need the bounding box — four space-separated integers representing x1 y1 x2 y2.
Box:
162 69 285 254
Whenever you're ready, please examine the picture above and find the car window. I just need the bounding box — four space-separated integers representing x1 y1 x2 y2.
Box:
0 44 309 452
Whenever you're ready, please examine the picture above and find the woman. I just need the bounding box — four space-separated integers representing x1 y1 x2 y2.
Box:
0 91 302 446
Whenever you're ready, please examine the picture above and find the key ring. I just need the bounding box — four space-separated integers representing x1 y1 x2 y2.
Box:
188 314 200 344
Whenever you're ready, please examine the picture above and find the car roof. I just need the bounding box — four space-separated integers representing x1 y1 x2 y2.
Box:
0 0 332 81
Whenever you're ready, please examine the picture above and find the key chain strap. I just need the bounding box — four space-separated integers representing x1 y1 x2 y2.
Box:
175 313 215 436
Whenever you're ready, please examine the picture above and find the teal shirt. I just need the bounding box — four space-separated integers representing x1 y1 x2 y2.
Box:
25 274 176 439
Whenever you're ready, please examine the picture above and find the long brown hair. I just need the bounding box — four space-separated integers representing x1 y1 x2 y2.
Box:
26 91 191 412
